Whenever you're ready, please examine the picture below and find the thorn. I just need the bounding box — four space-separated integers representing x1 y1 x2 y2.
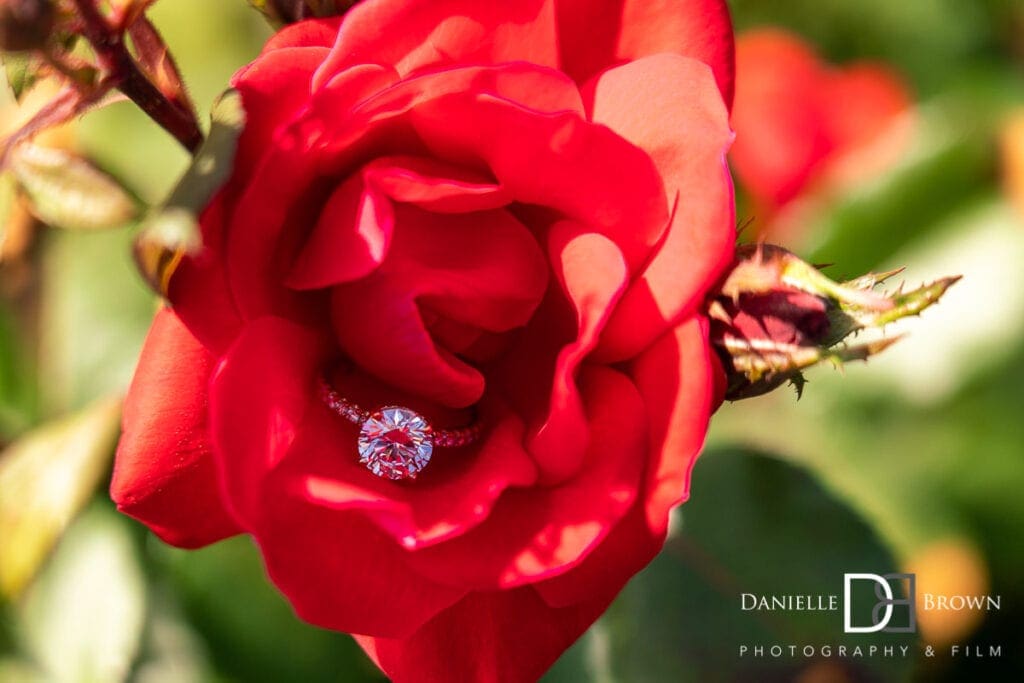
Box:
863 277 961 327
843 266 906 290
736 216 756 239
790 373 807 400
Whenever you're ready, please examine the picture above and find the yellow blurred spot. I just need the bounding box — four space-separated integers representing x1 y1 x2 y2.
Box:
905 538 990 646
1000 110 1024 221
1 77 76 150
0 397 122 599
1 77 79 271
796 661 854 683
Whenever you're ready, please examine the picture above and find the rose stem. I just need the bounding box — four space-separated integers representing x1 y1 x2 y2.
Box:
69 0 203 153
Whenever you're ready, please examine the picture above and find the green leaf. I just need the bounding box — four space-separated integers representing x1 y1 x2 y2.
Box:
1 53 38 102
155 536 382 682
18 505 146 683
134 89 244 296
38 226 155 414
0 302 36 439
8 143 138 231
0 396 122 599
129 591 213 683
547 448 915 683
802 95 997 277
160 88 244 213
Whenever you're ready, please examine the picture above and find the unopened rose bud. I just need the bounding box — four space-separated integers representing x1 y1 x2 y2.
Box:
709 243 959 400
0 0 55 52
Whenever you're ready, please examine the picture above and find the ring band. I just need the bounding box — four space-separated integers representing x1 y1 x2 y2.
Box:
318 376 481 480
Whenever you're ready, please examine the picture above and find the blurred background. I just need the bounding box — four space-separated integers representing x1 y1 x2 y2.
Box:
1 0 1022 681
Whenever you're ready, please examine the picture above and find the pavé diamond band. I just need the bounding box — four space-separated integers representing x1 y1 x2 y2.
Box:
318 377 482 480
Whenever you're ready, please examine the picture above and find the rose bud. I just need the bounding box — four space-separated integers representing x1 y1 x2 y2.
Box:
0 0 55 52
710 243 959 400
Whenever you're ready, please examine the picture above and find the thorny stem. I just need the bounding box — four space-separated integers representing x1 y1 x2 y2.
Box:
69 0 202 153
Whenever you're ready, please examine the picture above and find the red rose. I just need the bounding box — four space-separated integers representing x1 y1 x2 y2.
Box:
730 29 912 236
112 1 735 680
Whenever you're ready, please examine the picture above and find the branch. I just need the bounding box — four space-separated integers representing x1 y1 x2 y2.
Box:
69 0 202 153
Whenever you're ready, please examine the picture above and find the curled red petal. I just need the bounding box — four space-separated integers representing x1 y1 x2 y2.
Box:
537 316 714 608
231 46 330 187
363 155 512 213
208 317 328 524
262 16 342 53
410 92 667 272
168 194 243 354
256 498 467 637
286 173 395 289
281 395 537 548
729 29 833 208
111 308 241 547
401 366 646 590
313 0 559 88
208 316 466 637
556 0 735 107
588 55 735 361
226 63 399 321
356 586 611 683
527 226 628 484
331 205 548 407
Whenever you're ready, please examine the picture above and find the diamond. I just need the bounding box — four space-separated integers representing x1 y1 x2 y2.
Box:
357 406 434 480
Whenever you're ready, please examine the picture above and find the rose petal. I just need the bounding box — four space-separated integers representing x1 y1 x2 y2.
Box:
402 366 646 590
208 317 328 524
228 61 575 321
729 30 832 207
256 497 467 638
410 92 668 271
286 153 518 291
356 586 611 683
285 173 395 289
632 317 715 533
526 225 628 484
208 316 465 637
111 308 241 548
587 55 735 361
226 63 401 321
312 62 586 172
822 64 911 152
364 155 512 213
231 46 330 186
556 0 735 107
537 316 714 607
282 395 537 548
227 140 323 321
313 0 559 88
331 205 548 407
263 16 342 53
333 278 485 407
169 194 243 353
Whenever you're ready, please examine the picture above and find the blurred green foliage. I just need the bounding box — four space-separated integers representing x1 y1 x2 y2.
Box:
546 449 915 683
1 0 1023 682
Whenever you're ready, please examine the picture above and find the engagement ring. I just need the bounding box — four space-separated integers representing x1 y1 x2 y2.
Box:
318 377 482 480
